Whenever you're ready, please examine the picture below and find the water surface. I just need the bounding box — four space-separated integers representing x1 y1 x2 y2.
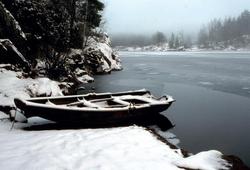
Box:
90 51 250 165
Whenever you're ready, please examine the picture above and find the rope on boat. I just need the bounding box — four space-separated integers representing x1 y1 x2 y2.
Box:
10 108 18 130
128 102 136 113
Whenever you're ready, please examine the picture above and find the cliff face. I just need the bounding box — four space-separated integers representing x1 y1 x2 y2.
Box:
0 2 30 67
0 2 26 44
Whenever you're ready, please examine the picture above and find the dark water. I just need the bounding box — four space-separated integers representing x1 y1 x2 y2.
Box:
88 51 250 165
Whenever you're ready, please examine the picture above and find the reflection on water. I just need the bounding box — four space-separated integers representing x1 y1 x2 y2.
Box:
149 125 181 147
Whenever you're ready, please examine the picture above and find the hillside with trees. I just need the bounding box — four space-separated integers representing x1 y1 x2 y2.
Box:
113 31 192 51
0 0 121 85
198 10 250 49
113 10 250 52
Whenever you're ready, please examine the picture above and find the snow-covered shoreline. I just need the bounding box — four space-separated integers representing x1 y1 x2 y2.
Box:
115 45 250 54
0 117 232 170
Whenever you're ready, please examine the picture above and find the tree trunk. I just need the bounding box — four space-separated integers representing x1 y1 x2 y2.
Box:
70 0 76 47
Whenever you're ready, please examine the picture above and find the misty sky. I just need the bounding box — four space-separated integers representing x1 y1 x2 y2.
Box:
101 0 250 35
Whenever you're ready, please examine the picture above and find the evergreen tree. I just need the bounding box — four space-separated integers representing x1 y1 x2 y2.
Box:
184 36 192 48
152 31 167 45
198 27 209 48
67 0 104 48
197 10 250 48
174 36 180 48
169 33 175 49
177 32 185 47
238 10 250 35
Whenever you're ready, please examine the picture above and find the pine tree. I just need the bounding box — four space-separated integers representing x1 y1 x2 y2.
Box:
152 31 167 45
169 33 175 49
198 27 209 48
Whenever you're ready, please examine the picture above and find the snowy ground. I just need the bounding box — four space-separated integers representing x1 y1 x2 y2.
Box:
0 68 232 170
0 117 230 170
0 68 62 107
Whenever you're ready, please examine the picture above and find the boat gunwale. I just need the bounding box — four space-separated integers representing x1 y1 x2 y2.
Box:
17 97 174 112
25 89 150 101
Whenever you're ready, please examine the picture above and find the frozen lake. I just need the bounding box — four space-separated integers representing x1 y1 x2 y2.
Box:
91 51 250 165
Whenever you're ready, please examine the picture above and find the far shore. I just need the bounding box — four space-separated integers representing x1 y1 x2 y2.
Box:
117 50 250 57
116 48 250 53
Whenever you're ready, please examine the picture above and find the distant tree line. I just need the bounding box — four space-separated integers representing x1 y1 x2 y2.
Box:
198 10 250 48
112 31 192 49
168 33 192 49
112 9 250 50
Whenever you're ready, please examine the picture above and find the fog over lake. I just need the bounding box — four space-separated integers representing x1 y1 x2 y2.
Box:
102 0 249 34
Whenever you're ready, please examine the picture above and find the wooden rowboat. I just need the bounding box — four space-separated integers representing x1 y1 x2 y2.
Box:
14 89 175 124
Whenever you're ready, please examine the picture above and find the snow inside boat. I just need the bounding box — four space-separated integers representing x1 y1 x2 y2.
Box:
14 89 175 123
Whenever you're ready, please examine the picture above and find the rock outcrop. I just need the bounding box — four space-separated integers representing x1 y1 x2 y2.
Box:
0 39 30 68
0 2 27 54
84 33 122 73
0 2 30 70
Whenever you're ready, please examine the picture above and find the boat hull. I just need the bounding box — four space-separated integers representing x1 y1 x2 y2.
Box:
16 100 173 124
14 89 175 124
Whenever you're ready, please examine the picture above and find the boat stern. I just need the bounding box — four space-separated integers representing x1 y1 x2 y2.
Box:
14 98 27 111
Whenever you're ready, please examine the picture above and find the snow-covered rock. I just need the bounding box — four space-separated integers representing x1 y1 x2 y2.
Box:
175 150 231 170
85 33 122 73
76 74 94 84
68 49 85 66
0 69 62 107
26 78 63 97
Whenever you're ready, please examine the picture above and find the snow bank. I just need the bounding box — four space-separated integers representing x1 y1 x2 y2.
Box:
0 68 62 107
115 43 180 52
76 74 94 84
176 151 231 170
0 111 8 119
115 42 250 52
0 122 230 170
